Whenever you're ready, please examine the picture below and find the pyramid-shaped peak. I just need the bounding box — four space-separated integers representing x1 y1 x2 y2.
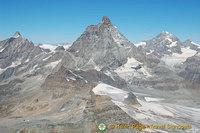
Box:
154 31 180 42
102 16 110 22
99 16 113 25
13 31 22 38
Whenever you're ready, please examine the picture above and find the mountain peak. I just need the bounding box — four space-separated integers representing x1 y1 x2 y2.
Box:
13 31 22 38
99 16 113 26
158 31 177 40
184 39 192 43
161 31 171 35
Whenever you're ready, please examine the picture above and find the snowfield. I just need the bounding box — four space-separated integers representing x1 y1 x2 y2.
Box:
161 47 197 67
114 57 152 82
93 83 200 132
92 83 129 101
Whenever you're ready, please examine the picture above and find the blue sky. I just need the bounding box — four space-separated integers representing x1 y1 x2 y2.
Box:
0 0 200 44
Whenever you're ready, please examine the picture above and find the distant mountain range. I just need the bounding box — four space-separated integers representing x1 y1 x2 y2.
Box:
0 16 199 133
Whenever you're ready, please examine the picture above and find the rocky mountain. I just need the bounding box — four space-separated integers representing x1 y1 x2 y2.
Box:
178 53 200 85
68 16 148 70
0 32 35 69
137 31 182 56
0 33 75 103
136 31 200 89
182 39 200 52
0 34 73 80
137 31 199 68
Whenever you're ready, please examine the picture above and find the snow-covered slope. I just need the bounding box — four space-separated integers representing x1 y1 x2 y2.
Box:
137 31 199 70
93 83 200 132
93 83 129 101
161 47 197 67
114 57 152 83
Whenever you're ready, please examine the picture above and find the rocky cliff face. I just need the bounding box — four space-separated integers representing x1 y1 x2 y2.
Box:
182 40 200 52
179 54 200 85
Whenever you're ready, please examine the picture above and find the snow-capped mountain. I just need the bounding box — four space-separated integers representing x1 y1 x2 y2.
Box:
136 31 199 68
137 31 183 56
136 31 200 85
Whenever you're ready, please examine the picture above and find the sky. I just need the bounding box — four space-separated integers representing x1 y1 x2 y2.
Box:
0 0 200 44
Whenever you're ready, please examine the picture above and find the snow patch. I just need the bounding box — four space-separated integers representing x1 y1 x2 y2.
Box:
9 59 22 68
25 58 30 63
124 57 141 68
104 70 115 80
0 59 22 74
45 59 62 68
169 41 177 47
29 64 38 73
0 68 4 74
135 42 146 47
43 54 53 61
68 70 83 79
39 44 57 52
62 44 70 50
167 38 172 42
57 43 71 50
0 47 6 52
114 57 152 82
191 42 200 47
144 97 164 102
146 50 154 55
13 34 20 38
92 83 128 101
